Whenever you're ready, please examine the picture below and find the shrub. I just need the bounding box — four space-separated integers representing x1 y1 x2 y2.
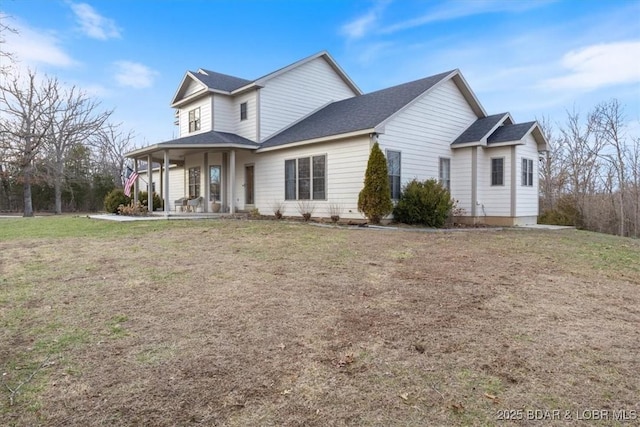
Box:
271 201 285 219
138 191 162 211
358 142 393 224
118 201 148 216
297 200 315 221
538 195 581 227
329 203 343 223
393 179 454 227
104 189 131 214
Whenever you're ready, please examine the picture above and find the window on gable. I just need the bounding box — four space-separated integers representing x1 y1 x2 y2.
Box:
240 102 248 121
188 108 200 132
387 150 401 200
188 166 201 198
439 157 451 191
521 158 533 187
491 158 504 186
284 155 327 201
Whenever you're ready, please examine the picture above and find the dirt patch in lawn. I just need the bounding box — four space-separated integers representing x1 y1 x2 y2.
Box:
1 219 639 426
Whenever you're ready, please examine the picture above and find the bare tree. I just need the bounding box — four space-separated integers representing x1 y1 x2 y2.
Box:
0 13 18 75
0 70 58 216
589 99 628 236
89 122 136 187
44 84 112 213
537 115 568 213
558 108 607 226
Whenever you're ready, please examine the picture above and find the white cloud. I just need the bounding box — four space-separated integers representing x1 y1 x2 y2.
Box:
70 2 121 40
3 20 77 68
113 61 157 89
380 0 554 35
341 0 391 40
541 41 640 91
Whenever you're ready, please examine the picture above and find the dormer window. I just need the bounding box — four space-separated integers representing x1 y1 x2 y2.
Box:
188 108 201 132
240 102 248 121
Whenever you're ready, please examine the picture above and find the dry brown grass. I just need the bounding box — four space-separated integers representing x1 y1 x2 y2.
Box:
1 217 639 426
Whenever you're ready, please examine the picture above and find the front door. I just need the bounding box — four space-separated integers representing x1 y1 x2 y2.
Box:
245 165 254 206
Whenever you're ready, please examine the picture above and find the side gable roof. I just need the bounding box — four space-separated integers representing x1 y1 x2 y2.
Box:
259 70 458 150
192 69 253 92
171 51 360 107
451 113 513 146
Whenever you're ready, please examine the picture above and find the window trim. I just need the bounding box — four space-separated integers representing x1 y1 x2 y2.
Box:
491 157 505 187
240 102 248 121
386 149 401 200
521 158 534 187
188 107 201 133
284 154 327 201
439 157 451 191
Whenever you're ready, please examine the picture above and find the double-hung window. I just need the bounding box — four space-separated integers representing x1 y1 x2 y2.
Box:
439 157 451 191
284 155 326 200
387 150 401 200
521 158 533 186
491 158 504 186
188 108 200 132
240 102 248 121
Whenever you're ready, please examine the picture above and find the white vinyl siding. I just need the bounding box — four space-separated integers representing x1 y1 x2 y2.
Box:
476 146 511 216
178 97 211 137
516 134 540 217
451 148 474 213
184 79 205 97
138 167 184 210
234 91 257 140
378 78 477 208
213 94 234 133
259 56 357 140
254 137 370 218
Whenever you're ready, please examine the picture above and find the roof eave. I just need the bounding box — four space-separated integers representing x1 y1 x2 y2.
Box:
257 128 373 153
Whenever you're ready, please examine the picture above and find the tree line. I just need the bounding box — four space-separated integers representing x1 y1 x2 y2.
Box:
539 99 640 238
0 69 136 216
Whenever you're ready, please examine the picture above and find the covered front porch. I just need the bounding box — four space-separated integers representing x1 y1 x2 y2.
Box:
126 130 260 215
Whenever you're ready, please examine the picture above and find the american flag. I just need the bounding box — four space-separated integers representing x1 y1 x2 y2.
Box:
124 171 139 197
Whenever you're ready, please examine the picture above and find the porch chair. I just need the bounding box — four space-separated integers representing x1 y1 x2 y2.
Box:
187 196 203 212
174 197 187 212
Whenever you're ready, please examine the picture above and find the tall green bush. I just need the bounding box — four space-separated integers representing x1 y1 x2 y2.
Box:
393 179 453 227
138 191 162 211
104 189 130 214
358 142 393 224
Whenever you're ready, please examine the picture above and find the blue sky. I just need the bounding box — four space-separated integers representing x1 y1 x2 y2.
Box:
2 0 639 147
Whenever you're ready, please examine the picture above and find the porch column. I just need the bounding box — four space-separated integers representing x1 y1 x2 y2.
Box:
229 149 236 214
133 160 139 204
204 152 209 212
147 154 153 212
164 150 170 216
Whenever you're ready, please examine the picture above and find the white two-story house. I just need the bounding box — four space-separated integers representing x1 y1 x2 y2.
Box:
126 51 547 225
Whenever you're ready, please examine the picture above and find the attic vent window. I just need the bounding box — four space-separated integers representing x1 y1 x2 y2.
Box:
188 107 201 132
240 102 248 121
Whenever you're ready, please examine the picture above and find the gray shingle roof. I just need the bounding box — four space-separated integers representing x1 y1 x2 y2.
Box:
191 69 253 93
157 130 259 148
260 70 455 149
451 113 508 145
488 122 536 144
